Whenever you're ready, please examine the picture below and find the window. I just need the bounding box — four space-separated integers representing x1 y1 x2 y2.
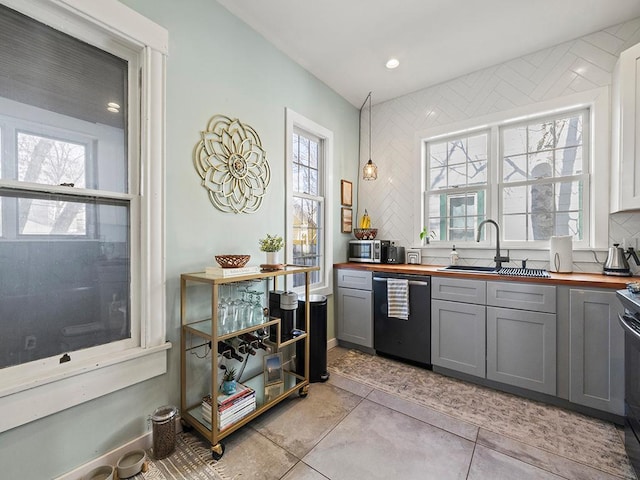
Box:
422 90 605 248
426 132 488 242
285 109 333 295
501 110 588 242
0 0 168 433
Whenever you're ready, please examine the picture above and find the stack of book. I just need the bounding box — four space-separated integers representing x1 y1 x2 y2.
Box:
204 265 260 277
202 383 256 430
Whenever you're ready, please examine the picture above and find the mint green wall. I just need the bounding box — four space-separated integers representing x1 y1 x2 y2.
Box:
0 1 358 478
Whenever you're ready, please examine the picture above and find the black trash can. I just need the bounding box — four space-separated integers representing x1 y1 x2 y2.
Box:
296 295 329 383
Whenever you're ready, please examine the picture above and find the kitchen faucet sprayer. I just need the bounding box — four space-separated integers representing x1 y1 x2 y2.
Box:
477 219 510 270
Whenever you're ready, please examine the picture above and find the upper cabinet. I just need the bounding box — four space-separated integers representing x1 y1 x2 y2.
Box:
611 42 640 212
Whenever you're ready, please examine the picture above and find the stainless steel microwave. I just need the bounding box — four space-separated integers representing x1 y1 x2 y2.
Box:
348 239 390 263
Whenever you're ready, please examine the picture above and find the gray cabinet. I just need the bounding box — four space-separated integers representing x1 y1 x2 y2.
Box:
486 282 557 395
569 289 624 415
432 298 486 377
486 307 556 395
336 269 373 349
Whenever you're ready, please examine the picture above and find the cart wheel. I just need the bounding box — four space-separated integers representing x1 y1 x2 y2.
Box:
298 385 309 397
212 442 225 461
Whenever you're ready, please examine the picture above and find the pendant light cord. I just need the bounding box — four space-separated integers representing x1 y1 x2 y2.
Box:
355 91 372 222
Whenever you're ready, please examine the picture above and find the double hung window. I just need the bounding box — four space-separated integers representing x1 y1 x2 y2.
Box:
424 107 590 246
286 109 333 294
0 0 167 432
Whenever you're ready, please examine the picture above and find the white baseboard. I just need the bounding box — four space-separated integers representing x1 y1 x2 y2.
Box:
327 337 338 349
55 417 183 480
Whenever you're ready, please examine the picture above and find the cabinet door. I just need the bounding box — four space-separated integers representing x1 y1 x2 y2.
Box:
569 289 624 415
336 287 373 348
611 41 640 212
487 307 556 395
432 299 486 377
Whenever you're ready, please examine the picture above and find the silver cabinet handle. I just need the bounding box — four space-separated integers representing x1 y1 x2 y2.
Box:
373 278 429 287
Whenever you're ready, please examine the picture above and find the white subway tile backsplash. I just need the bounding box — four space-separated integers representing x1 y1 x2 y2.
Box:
361 16 640 272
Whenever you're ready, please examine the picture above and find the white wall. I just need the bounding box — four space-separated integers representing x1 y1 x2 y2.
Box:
360 16 640 273
0 1 359 478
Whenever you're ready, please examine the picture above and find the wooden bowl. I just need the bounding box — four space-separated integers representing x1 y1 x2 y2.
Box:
353 228 378 240
215 254 250 268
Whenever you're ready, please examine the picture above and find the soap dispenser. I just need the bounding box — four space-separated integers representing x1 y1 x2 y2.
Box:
449 245 459 266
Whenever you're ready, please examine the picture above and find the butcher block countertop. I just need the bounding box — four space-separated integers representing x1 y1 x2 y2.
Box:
334 262 633 290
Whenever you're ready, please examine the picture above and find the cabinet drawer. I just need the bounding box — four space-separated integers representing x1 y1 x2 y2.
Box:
487 281 556 313
336 269 372 290
432 277 486 304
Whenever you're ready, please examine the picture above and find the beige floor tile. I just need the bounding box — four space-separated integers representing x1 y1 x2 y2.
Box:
367 389 479 441
303 399 475 480
477 428 628 480
216 427 298 480
250 382 363 458
468 444 564 480
281 462 329 480
326 371 374 397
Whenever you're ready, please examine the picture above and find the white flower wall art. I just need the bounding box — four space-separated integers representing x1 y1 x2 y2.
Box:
194 115 271 214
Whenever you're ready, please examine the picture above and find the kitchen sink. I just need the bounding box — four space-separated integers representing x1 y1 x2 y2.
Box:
439 265 551 278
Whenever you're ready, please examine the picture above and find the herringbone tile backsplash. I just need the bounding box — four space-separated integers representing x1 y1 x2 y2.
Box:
357 16 640 273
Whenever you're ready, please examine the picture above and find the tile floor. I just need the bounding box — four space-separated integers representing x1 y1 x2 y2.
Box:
215 347 635 480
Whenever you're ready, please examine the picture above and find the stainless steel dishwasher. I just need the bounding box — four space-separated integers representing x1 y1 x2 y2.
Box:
373 272 431 366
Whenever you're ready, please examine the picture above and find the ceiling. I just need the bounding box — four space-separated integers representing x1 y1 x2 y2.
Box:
216 0 640 107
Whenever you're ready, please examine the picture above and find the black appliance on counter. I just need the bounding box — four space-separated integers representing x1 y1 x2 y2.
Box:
385 243 405 264
616 289 640 477
373 272 431 365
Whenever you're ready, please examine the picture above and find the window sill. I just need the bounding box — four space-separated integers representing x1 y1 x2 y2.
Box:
0 343 171 433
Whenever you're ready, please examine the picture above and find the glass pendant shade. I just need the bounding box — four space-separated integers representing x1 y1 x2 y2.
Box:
363 159 378 180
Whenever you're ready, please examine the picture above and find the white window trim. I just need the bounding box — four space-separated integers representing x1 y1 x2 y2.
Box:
285 108 333 296
416 87 610 250
0 0 169 433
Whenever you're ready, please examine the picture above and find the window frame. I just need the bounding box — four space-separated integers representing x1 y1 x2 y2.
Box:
285 108 333 296
0 0 169 433
498 108 590 247
418 87 610 250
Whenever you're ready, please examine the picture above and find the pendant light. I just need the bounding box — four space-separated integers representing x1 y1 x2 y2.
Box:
362 91 378 181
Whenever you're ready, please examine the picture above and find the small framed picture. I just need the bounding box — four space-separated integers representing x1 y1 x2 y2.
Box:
341 207 353 233
264 382 284 402
264 352 284 386
340 179 353 206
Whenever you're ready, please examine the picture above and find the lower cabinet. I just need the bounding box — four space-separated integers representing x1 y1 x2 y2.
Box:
568 288 624 415
336 269 373 348
486 306 556 395
432 278 557 396
336 287 373 347
432 299 486 377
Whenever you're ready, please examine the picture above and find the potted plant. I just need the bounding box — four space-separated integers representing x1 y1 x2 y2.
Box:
420 228 434 246
258 234 284 265
221 366 237 395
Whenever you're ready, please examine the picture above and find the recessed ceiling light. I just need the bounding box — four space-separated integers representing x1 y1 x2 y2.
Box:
107 107 119 113
385 58 400 69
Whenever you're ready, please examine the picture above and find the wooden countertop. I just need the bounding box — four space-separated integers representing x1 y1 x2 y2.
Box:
333 262 633 290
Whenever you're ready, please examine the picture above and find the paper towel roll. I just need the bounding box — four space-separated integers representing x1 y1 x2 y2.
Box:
549 236 573 272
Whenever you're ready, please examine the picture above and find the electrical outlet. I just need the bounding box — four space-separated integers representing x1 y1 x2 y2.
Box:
24 335 36 350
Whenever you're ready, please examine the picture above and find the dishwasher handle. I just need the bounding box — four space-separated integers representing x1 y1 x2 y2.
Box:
373 277 429 287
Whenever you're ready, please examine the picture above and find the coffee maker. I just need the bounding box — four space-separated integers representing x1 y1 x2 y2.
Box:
269 290 298 342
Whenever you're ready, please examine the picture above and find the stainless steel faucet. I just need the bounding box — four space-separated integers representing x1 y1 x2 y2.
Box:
476 219 510 270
